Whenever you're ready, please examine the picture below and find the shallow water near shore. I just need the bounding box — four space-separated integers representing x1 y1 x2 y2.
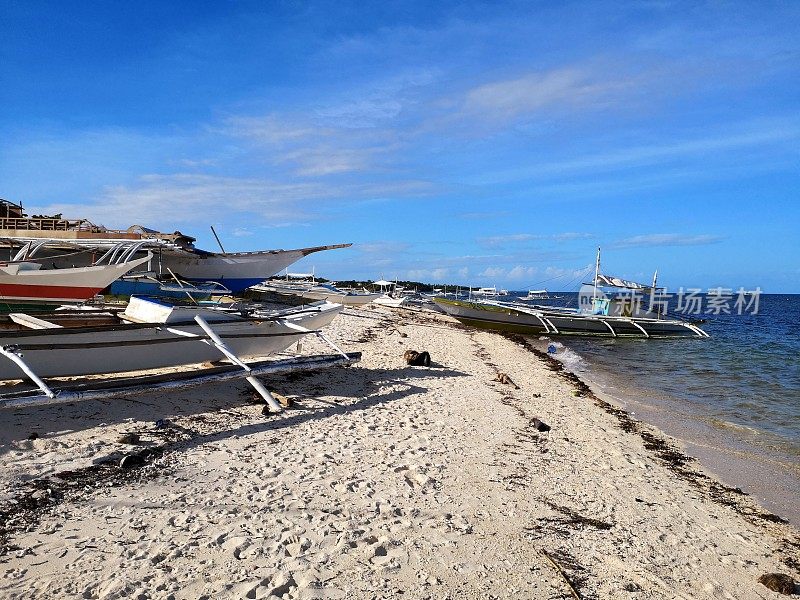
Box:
526 293 800 524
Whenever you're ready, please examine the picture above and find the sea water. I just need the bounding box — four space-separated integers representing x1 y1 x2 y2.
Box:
524 293 800 523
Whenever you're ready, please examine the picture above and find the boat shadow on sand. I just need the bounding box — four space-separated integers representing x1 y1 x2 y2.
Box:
0 363 469 454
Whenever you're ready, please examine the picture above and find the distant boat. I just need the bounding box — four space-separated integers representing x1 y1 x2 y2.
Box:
524 289 562 300
371 279 409 307
471 286 507 298
251 280 382 306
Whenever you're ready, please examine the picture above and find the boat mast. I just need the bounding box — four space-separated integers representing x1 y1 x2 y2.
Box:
592 247 601 302
652 268 660 318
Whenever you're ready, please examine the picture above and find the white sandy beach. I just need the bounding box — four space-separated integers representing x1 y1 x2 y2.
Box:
0 305 797 599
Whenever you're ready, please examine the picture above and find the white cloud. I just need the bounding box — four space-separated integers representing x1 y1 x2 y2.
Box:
28 174 436 231
479 267 506 277
476 118 800 185
543 264 595 279
612 233 724 248
478 232 594 246
507 265 537 280
406 267 450 281
358 241 412 254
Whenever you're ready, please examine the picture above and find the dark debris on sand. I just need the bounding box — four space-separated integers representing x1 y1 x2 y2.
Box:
500 333 800 573
0 427 188 558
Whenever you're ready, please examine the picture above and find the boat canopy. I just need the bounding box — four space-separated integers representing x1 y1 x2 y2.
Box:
590 274 662 291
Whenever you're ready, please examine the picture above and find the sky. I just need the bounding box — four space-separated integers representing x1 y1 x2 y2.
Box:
1 0 798 291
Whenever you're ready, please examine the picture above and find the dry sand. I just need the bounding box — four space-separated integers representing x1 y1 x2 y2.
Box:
0 305 797 599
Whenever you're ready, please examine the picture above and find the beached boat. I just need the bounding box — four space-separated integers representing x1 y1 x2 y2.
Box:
251 280 382 306
434 250 709 338
0 254 150 304
0 296 344 380
0 200 352 293
370 279 409 307
156 245 352 293
373 294 409 307
433 297 708 338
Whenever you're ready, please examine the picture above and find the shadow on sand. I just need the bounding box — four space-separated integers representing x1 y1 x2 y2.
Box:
0 363 470 454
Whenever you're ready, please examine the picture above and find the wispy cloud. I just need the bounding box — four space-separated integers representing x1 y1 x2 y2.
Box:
357 241 412 254
28 173 436 231
478 232 594 247
456 67 633 125
474 117 800 185
477 263 593 282
457 210 510 220
612 233 724 248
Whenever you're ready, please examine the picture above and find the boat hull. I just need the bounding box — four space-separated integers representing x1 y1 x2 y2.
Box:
159 245 351 293
250 283 381 306
0 303 343 380
433 298 706 338
0 256 151 303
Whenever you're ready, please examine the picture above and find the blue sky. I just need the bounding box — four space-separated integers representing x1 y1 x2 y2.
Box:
1 0 798 291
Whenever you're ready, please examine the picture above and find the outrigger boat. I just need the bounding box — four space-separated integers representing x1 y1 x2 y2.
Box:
371 280 409 307
434 249 709 338
0 296 354 409
0 199 352 293
433 297 708 338
0 296 345 380
0 254 150 304
523 289 562 301
251 280 382 306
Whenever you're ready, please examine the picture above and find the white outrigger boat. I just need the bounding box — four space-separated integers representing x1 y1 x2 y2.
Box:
251 279 382 306
434 249 709 339
0 200 353 294
0 296 345 380
370 280 409 307
523 289 562 301
433 297 708 338
0 254 151 304
0 296 356 409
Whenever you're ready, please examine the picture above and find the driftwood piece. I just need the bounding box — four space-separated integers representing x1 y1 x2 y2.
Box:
493 372 519 389
541 549 581 599
273 392 293 408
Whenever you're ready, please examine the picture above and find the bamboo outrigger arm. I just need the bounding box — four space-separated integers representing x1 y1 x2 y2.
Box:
0 345 57 399
0 352 361 409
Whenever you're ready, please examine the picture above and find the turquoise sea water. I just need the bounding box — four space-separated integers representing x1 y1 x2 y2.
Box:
523 293 800 523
